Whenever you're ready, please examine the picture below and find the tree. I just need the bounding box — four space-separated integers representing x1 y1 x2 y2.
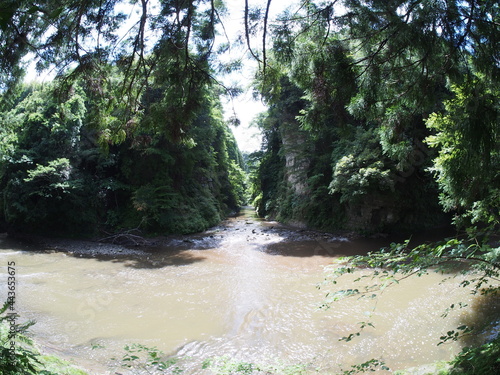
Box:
426 74 499 226
0 83 104 235
1 0 230 143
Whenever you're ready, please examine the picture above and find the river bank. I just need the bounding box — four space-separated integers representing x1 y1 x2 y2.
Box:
2 205 456 262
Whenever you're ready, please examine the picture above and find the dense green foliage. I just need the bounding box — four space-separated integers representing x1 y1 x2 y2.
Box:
447 336 500 374
1 1 496 235
426 75 500 227
249 0 499 233
0 79 245 236
0 0 249 236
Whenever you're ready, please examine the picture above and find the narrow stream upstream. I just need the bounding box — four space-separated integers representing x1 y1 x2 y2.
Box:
0 207 496 374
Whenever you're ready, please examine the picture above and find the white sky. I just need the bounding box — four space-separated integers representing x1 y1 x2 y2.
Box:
225 91 266 153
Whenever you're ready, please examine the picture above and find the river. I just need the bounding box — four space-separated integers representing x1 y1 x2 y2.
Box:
0 207 497 374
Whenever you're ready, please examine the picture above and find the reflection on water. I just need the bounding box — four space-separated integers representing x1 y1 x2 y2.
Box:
0 208 496 374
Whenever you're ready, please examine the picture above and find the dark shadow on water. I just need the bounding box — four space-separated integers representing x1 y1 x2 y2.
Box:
0 233 41 251
458 290 500 348
262 239 381 258
97 250 207 269
263 226 428 257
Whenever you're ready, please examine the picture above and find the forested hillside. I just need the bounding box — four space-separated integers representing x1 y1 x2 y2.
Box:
249 0 499 234
0 80 245 236
0 0 247 236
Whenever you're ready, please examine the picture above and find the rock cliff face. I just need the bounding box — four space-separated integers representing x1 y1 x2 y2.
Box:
280 119 310 198
277 120 404 232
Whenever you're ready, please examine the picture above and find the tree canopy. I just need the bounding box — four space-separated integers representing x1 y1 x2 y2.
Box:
247 0 498 231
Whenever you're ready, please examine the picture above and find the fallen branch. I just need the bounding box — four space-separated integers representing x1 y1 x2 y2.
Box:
98 227 150 246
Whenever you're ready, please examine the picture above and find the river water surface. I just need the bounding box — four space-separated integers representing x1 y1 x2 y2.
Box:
0 208 497 374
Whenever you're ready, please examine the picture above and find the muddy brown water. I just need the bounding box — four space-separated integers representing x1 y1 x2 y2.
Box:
0 208 497 374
